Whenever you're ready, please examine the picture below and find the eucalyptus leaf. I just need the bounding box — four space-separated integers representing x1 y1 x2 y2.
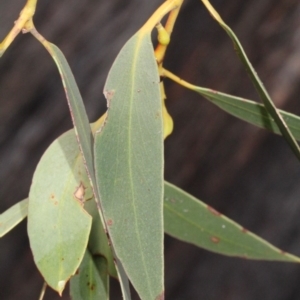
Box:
94 30 164 300
70 250 109 300
0 199 28 237
193 86 300 140
28 130 92 294
200 0 300 160
45 44 95 185
37 39 131 296
164 182 300 262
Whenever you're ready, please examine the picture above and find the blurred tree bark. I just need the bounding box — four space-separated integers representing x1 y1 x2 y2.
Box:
1 0 300 299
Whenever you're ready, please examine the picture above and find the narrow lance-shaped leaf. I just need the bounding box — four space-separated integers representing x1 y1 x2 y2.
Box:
198 88 300 140
28 130 92 294
70 250 109 300
39 42 98 204
164 182 300 262
200 0 300 160
0 199 28 238
163 69 300 141
94 31 164 300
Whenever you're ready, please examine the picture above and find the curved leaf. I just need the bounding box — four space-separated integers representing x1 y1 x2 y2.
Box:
0 199 28 237
163 69 300 140
193 87 300 140
164 182 300 262
94 31 164 300
200 0 300 160
28 130 92 294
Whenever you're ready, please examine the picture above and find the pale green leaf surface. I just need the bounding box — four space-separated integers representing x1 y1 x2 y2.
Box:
200 0 300 160
0 199 28 237
94 32 164 300
47 44 95 183
70 250 109 300
164 182 300 262
194 87 300 140
28 130 92 294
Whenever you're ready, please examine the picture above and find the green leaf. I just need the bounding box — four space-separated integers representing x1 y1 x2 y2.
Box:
94 31 164 299
84 197 117 278
193 87 300 140
28 130 92 294
164 181 300 262
0 199 28 237
70 250 109 300
37 40 131 297
200 0 300 160
45 44 95 184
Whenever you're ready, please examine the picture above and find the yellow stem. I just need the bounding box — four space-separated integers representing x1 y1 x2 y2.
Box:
154 0 184 64
200 0 224 23
0 0 38 57
162 68 196 90
140 0 183 35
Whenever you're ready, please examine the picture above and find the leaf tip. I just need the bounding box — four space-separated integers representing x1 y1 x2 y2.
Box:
57 280 66 295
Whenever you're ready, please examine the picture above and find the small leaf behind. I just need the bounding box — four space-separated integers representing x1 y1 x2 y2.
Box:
164 182 300 262
70 250 109 300
0 199 28 237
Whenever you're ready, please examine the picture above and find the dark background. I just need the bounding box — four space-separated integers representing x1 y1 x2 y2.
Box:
1 0 300 299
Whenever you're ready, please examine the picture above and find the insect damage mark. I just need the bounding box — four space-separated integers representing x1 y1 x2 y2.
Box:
74 182 86 205
241 227 248 233
104 90 115 108
207 205 221 216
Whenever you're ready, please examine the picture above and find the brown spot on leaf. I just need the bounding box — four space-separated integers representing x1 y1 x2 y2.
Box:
170 198 176 203
241 228 248 233
211 236 220 244
155 291 165 300
280 250 286 255
50 194 58 205
75 269 79 275
107 219 113 226
207 205 221 216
